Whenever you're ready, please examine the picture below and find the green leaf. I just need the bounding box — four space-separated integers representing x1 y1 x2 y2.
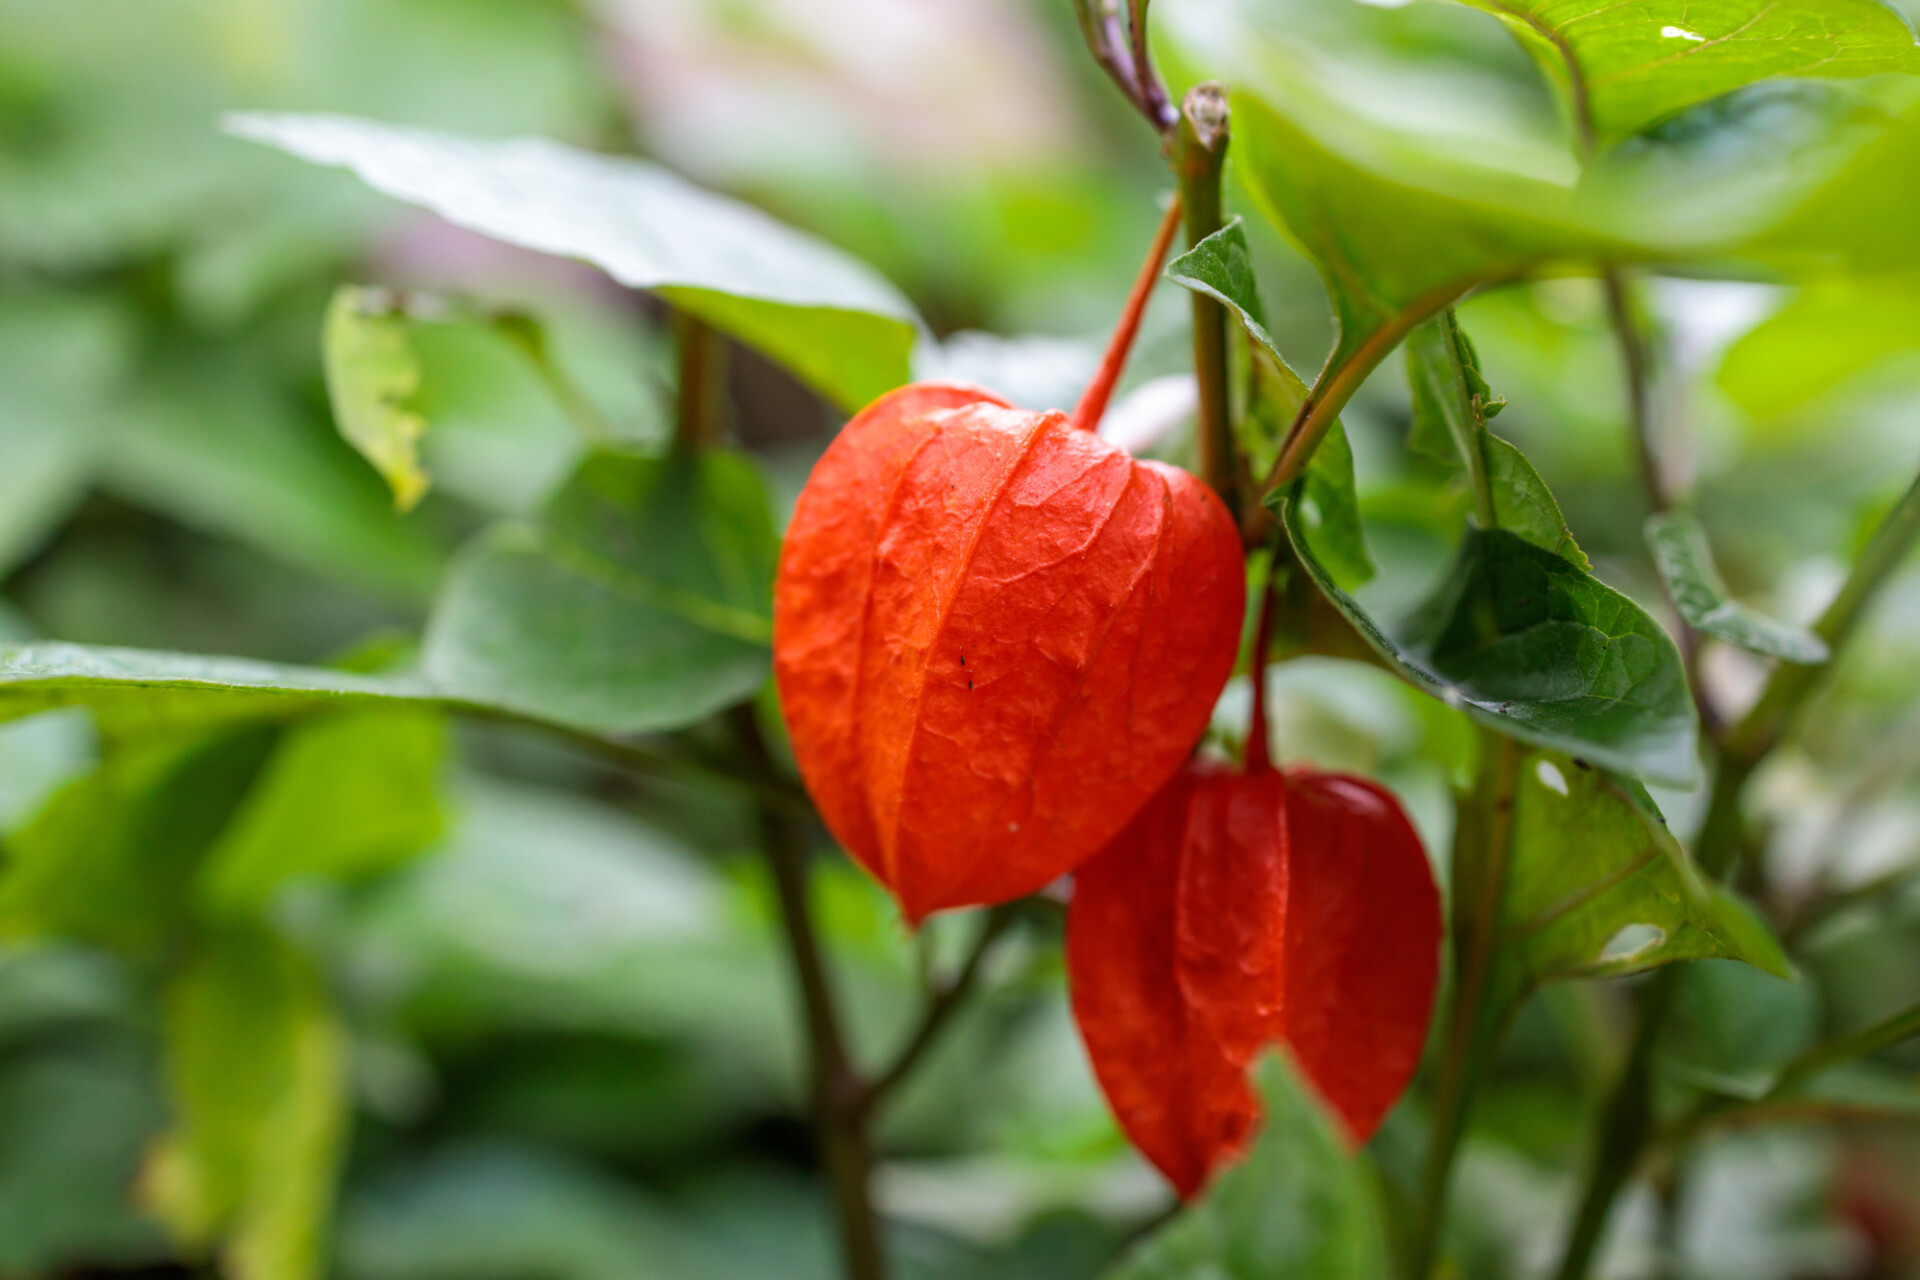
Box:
1452 0 1920 150
0 645 440 739
1106 1053 1390 1280
1742 94 1920 275
0 728 275 958
0 291 132 574
423 448 777 736
227 113 920 410
1496 750 1789 1003
196 709 447 917
142 928 348 1280
1169 220 1374 585
1406 312 1588 570
1282 498 1698 784
0 1036 170 1274
1231 87 1616 384
323 287 431 512
1645 510 1829 662
1717 277 1920 420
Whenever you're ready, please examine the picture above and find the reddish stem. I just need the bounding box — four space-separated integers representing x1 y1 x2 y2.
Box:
1070 194 1185 433
1245 563 1278 774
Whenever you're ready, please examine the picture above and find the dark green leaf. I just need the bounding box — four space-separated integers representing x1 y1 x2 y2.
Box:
423 448 776 736
1283 498 1699 783
227 113 920 410
0 1037 170 1274
323 287 431 512
142 928 347 1280
1452 0 1920 149
1106 1053 1390 1280
1406 312 1588 570
1497 751 1790 1005
1645 510 1829 663
196 709 447 917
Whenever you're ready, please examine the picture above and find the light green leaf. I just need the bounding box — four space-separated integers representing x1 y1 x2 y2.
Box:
1106 1053 1390 1280
1496 750 1790 1008
1717 277 1920 420
1283 498 1699 784
227 113 920 410
1645 510 1829 662
1169 220 1374 585
1406 311 1589 569
1452 0 1920 150
197 709 447 917
1742 93 1920 275
323 287 430 512
1232 87 1618 382
423 448 777 736
142 928 348 1280
0 728 275 958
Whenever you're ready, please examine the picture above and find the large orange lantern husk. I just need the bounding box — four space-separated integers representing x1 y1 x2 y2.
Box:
773 380 1245 923
1068 758 1442 1198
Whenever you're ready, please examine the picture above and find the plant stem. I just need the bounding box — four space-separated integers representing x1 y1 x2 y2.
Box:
857 904 1018 1115
731 706 885 1280
1070 194 1185 434
1407 729 1521 1279
1171 83 1237 518
675 311 724 451
1550 461 1920 1280
1601 268 1664 515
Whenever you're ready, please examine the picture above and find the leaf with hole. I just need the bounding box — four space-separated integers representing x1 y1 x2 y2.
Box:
1491 749 1789 1023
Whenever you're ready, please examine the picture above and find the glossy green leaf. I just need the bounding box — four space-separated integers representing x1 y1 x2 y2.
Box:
1717 277 1920 419
1452 0 1920 149
227 113 920 411
1106 1053 1390 1280
196 709 447 917
1169 220 1374 585
1645 510 1829 662
1406 311 1589 570
142 928 348 1280
423 448 776 736
322 288 430 512
1282 500 1698 784
1496 750 1789 1011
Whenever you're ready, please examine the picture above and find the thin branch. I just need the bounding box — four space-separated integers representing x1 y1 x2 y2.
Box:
1409 729 1521 1280
856 903 1019 1115
1070 194 1185 433
674 311 725 451
732 706 886 1280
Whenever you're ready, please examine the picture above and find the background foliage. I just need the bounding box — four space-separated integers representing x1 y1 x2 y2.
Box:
2 1 1919 1278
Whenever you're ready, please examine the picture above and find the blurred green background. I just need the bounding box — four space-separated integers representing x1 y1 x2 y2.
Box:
2 1 1918 1278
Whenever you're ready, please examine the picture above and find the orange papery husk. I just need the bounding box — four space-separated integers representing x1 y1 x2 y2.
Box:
1068 759 1441 1197
772 381 1245 923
